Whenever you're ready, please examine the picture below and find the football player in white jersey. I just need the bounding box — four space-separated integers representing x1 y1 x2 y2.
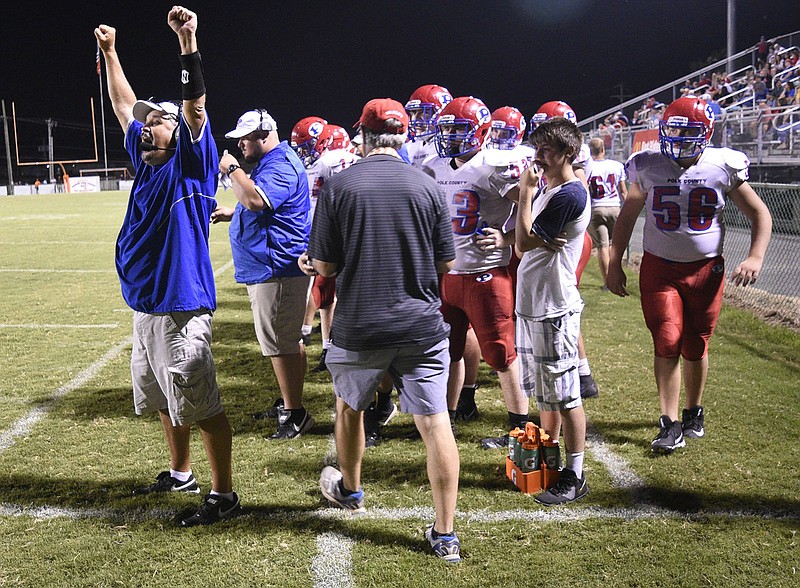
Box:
585 137 628 284
303 124 360 373
405 84 453 168
422 96 529 447
607 96 772 454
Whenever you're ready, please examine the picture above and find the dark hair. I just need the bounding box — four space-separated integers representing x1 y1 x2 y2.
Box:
529 117 583 162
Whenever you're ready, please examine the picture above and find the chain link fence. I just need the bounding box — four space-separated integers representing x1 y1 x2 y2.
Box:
626 182 800 330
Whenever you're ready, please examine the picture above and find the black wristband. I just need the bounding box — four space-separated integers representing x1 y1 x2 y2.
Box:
179 51 206 100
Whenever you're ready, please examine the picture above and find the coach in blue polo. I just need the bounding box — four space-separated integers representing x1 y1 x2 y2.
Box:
214 109 313 439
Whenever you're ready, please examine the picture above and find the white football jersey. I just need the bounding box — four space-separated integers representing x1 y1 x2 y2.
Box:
626 147 749 262
406 137 438 169
306 148 360 214
421 150 520 274
585 157 627 207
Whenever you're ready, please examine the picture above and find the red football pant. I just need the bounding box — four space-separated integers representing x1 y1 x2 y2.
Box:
639 252 725 361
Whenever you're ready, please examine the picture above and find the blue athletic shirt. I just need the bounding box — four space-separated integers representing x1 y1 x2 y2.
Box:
228 141 310 284
117 114 218 313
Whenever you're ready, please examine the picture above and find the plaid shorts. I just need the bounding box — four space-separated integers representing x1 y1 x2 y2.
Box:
516 306 583 412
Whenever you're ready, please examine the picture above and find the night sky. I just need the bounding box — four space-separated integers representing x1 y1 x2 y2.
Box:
2 1 799 174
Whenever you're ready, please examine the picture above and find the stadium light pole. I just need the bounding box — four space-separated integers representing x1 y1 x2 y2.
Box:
727 0 736 73
2 101 13 194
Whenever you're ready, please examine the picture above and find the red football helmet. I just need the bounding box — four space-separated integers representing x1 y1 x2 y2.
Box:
529 101 577 135
434 96 492 158
659 96 715 160
405 84 453 139
291 116 327 164
487 106 526 150
314 124 352 155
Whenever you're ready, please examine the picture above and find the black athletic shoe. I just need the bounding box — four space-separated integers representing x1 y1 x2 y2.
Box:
579 374 599 399
252 397 284 420
651 415 686 454
269 408 315 439
311 349 328 373
455 384 479 421
364 430 381 448
681 406 705 439
301 333 312 346
132 471 200 496
179 492 241 527
534 468 589 505
480 435 509 450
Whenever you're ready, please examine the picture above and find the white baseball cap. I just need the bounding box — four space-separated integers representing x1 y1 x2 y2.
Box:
132 99 180 124
225 110 278 138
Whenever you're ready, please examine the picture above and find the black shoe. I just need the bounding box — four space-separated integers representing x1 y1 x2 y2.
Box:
365 430 381 448
579 374 599 399
455 398 479 421
269 408 315 439
133 471 200 495
252 397 284 420
534 468 589 505
311 349 328 373
302 333 312 346
651 415 686 454
681 406 705 439
179 492 241 527
480 435 509 450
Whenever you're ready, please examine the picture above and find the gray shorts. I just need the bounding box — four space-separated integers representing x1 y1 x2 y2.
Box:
516 308 583 412
326 338 450 415
246 276 308 356
131 311 223 426
587 205 620 248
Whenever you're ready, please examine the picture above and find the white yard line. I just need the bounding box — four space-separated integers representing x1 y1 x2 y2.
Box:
0 258 234 454
0 338 131 452
311 533 355 588
0 323 119 329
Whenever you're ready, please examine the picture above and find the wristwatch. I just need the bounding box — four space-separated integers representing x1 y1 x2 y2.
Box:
226 163 241 176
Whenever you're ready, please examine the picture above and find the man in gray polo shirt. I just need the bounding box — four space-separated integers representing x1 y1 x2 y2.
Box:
308 98 462 563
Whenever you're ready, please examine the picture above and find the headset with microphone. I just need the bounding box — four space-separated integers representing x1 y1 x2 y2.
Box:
140 100 180 152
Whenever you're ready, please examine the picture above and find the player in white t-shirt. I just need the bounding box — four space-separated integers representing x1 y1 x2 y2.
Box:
422 96 530 447
607 96 772 454
516 116 591 504
585 137 628 284
405 84 453 169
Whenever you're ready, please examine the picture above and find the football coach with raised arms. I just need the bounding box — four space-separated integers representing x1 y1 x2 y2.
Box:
309 98 463 562
95 6 239 526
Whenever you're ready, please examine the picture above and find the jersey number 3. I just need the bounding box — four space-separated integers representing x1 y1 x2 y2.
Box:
452 189 481 235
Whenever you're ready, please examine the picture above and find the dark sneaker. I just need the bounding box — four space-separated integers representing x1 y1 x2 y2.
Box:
179 492 241 527
252 397 284 420
425 524 462 563
651 415 686 454
365 430 381 448
301 333 312 346
311 349 328 373
480 435 509 450
375 400 398 427
132 471 200 496
579 374 599 399
319 466 365 513
534 468 589 505
455 398 479 421
269 408 315 439
682 406 705 439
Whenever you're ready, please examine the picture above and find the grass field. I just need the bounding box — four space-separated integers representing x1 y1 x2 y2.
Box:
0 191 798 587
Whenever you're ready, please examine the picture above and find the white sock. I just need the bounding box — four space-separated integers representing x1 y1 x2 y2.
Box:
210 490 235 501
301 324 312 336
566 452 584 478
322 339 332 350
578 358 591 376
170 469 193 482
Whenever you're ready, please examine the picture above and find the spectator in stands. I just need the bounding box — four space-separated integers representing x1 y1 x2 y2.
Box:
756 35 768 67
778 81 796 106
753 76 768 102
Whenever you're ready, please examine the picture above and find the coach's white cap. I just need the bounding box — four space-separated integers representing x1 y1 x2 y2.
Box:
225 110 278 138
132 99 180 124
